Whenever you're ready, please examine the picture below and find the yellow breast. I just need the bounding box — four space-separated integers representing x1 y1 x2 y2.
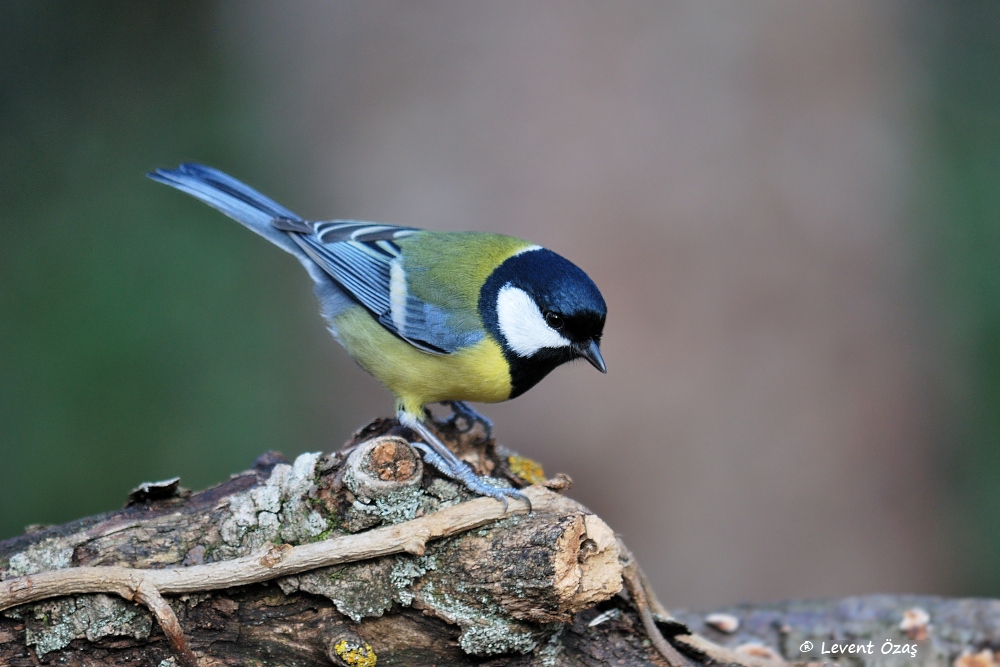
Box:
333 305 512 416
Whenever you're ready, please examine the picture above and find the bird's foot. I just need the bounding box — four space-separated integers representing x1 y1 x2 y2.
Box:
401 415 530 512
438 400 494 440
410 442 530 511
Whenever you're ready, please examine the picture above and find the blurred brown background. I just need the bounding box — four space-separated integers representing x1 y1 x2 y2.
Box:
4 1 997 610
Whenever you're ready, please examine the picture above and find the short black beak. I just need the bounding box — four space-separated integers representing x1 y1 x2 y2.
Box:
576 339 607 373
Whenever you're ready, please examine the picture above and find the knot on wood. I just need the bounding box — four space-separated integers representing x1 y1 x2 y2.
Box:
343 436 423 502
258 542 294 568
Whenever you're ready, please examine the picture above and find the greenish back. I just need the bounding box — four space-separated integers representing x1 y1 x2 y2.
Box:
398 231 534 316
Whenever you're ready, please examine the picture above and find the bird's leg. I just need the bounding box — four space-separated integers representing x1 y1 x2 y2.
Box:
399 413 530 511
439 400 494 440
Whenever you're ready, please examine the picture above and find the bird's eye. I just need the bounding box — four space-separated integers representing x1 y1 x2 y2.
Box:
544 312 564 330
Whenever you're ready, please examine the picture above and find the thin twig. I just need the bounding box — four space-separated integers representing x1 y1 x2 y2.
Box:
618 539 691 667
624 568 691 667
635 561 673 622
132 580 199 667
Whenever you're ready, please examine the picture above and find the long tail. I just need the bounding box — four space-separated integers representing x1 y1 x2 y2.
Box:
148 163 355 324
148 163 305 258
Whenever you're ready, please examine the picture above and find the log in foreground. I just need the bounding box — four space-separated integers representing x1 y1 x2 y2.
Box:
0 418 656 666
0 418 990 667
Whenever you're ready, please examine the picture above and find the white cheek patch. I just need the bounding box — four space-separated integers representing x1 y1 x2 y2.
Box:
496 284 571 357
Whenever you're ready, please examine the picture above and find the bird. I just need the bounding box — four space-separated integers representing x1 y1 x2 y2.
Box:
148 163 607 506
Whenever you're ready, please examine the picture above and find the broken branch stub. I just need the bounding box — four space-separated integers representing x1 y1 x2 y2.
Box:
342 435 424 502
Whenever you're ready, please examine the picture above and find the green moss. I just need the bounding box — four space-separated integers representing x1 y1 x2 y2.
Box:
307 527 339 543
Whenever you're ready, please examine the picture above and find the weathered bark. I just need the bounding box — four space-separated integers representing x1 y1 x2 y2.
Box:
0 418 994 667
0 418 640 666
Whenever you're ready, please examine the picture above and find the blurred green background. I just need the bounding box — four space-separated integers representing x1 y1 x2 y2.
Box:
3 1 1000 607
0 2 361 533
915 2 1000 593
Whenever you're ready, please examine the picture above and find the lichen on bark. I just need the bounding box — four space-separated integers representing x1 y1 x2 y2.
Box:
6 593 152 657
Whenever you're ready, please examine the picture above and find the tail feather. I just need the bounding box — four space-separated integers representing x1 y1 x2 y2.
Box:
148 162 357 323
148 163 303 257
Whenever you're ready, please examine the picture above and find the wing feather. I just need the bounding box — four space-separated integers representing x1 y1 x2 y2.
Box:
279 220 481 354
311 220 419 243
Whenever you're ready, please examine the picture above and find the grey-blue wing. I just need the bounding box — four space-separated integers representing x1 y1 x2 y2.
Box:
277 220 484 354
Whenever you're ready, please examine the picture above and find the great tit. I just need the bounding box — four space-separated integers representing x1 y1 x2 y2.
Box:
148 163 607 505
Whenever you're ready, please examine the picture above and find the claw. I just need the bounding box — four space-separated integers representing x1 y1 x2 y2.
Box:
503 487 531 513
518 490 533 513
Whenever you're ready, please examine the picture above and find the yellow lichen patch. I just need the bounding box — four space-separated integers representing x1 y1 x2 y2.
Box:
507 455 545 485
333 639 377 667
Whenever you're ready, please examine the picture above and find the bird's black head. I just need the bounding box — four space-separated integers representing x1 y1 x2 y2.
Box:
479 247 607 398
